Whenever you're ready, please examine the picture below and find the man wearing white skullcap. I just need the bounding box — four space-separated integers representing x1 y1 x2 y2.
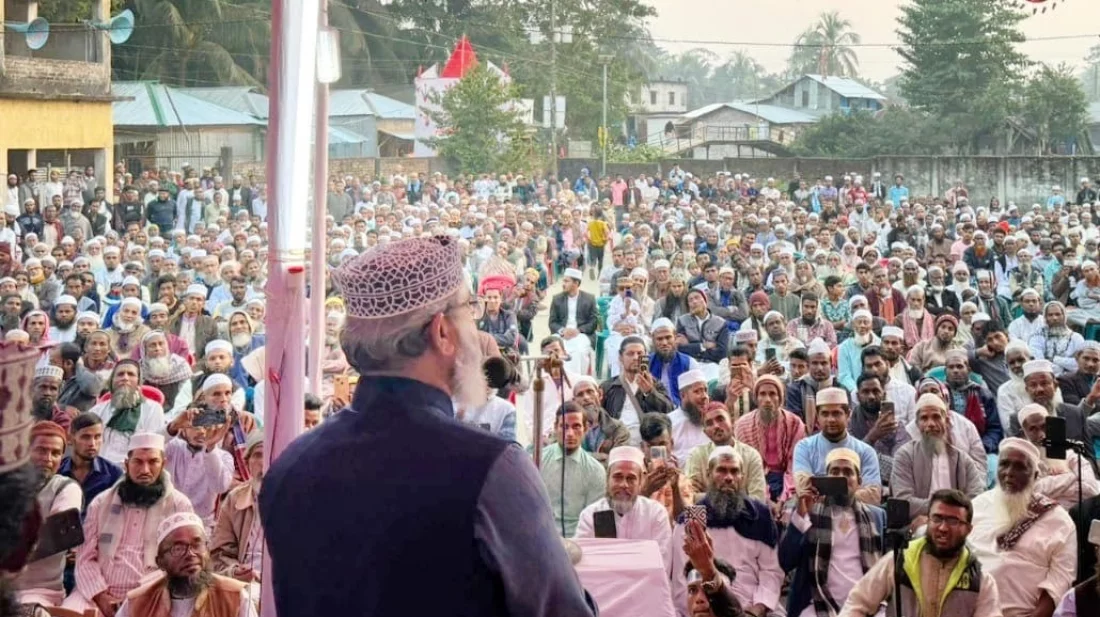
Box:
666 369 713 464
107 295 150 357
649 317 700 407
1059 340 1100 406
262 236 600 617
756 309 805 378
548 264 598 376
837 309 880 391
968 437 1077 617
86 360 167 465
1008 288 1045 347
49 293 79 343
63 429 194 614
793 387 883 505
114 510 257 617
1016 403 1100 509
669 439 783 617
168 282 221 363
1070 259 1100 328
163 385 234 534
574 445 672 568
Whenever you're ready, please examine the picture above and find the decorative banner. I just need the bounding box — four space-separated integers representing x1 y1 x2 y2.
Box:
1014 0 1064 14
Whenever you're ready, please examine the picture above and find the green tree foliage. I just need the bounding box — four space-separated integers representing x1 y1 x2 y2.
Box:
896 0 1029 152
37 0 126 22
788 12 861 78
792 109 957 157
647 49 782 109
428 64 532 173
1078 44 1100 102
1023 64 1089 154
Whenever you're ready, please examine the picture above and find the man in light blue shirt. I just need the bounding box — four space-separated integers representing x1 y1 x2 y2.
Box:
887 174 909 206
541 402 608 536
792 386 883 505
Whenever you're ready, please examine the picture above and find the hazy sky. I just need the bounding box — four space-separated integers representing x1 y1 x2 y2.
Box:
645 0 1099 83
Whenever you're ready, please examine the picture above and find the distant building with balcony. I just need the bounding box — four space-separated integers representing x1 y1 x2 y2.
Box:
625 79 689 146
0 0 115 184
659 75 885 159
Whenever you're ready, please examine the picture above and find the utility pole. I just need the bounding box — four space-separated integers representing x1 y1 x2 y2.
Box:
600 54 612 177
549 0 558 178
309 0 330 396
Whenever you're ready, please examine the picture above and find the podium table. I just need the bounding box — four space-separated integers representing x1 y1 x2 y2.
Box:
573 537 676 617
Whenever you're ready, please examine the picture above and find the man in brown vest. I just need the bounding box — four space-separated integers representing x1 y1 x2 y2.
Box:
116 511 255 617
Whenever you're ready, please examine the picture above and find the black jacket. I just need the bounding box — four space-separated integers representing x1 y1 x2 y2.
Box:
924 286 960 317
548 290 599 343
599 375 674 420
1059 371 1096 406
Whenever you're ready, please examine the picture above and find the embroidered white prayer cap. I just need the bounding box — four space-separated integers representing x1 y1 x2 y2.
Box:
0 339 50 473
807 338 830 357
852 309 872 322
825 447 861 472
677 369 707 392
970 312 991 324
763 310 785 325
915 392 947 413
651 317 675 333
1017 403 1048 427
120 297 142 310
999 437 1040 467
332 235 465 319
708 445 742 465
880 326 905 340
76 311 100 324
733 330 757 343
1022 359 1055 378
200 372 233 393
563 268 583 281
205 339 233 355
129 432 164 453
816 387 849 408
34 365 63 382
183 284 208 299
607 446 646 471
191 249 207 259
54 295 77 307
156 512 206 546
652 259 670 270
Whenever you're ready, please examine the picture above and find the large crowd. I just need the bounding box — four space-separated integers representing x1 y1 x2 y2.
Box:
4 162 1100 617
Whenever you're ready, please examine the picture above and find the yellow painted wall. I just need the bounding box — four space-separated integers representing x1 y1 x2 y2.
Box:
0 98 113 168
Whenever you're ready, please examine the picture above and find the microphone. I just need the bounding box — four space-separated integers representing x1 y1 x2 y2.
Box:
483 356 520 390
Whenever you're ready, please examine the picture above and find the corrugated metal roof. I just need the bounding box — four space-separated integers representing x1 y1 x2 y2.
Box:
679 101 817 125
803 75 886 100
328 125 370 144
113 82 266 128
185 86 270 119
364 92 415 120
378 128 415 141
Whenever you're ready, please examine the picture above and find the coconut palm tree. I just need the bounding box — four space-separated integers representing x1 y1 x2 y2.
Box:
788 11 861 77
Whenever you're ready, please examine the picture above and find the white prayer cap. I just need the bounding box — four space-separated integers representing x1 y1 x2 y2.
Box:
708 445 742 466
750 243 764 252
54 295 77 307
733 330 757 343
23 258 40 268
952 261 969 273
880 326 905 340
1023 359 1055 378
718 266 736 277
129 432 164 453
563 268 583 281
607 446 646 471
916 393 947 413
1020 288 1040 300
156 512 205 546
653 259 670 270
572 376 599 393
999 437 1040 468
651 317 675 334
122 276 141 287
971 312 991 324
148 249 165 258
120 297 142 310
763 310 785 325
148 303 168 315
630 267 649 279
205 339 233 356
34 365 63 381
1080 341 1100 354
816 387 849 408
200 372 233 393
825 448 861 472
1005 340 1030 357
1017 403 1048 427
76 311 99 324
184 284 208 298
807 338 830 357
103 246 120 255
852 309 872 323
678 369 707 392
191 249 207 258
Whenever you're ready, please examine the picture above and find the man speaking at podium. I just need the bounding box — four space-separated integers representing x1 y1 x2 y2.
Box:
261 235 597 616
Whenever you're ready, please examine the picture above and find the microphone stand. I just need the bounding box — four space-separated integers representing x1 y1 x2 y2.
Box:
518 355 568 471
1046 437 1089 571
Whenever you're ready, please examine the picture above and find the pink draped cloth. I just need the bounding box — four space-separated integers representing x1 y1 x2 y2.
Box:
573 538 676 617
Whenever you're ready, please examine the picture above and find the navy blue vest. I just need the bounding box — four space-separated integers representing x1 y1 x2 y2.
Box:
260 376 511 616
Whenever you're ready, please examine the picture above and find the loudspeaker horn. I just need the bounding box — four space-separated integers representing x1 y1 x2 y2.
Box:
6 17 50 51
89 9 134 45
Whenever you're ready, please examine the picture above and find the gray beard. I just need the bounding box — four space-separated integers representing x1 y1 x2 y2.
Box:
113 386 142 409
167 568 213 599
610 496 636 516
705 487 746 521
144 356 172 380
921 434 946 455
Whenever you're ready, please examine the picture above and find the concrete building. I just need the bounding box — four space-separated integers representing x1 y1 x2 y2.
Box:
626 80 689 145
0 0 115 185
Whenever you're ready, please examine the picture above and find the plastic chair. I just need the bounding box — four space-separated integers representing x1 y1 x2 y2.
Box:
595 296 613 379
1085 323 1100 342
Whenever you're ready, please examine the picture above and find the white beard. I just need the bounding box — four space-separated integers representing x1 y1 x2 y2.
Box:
610 496 637 516
144 356 172 380
114 319 135 334
908 309 925 319
854 332 872 346
231 332 252 348
992 486 1034 533
450 322 487 409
